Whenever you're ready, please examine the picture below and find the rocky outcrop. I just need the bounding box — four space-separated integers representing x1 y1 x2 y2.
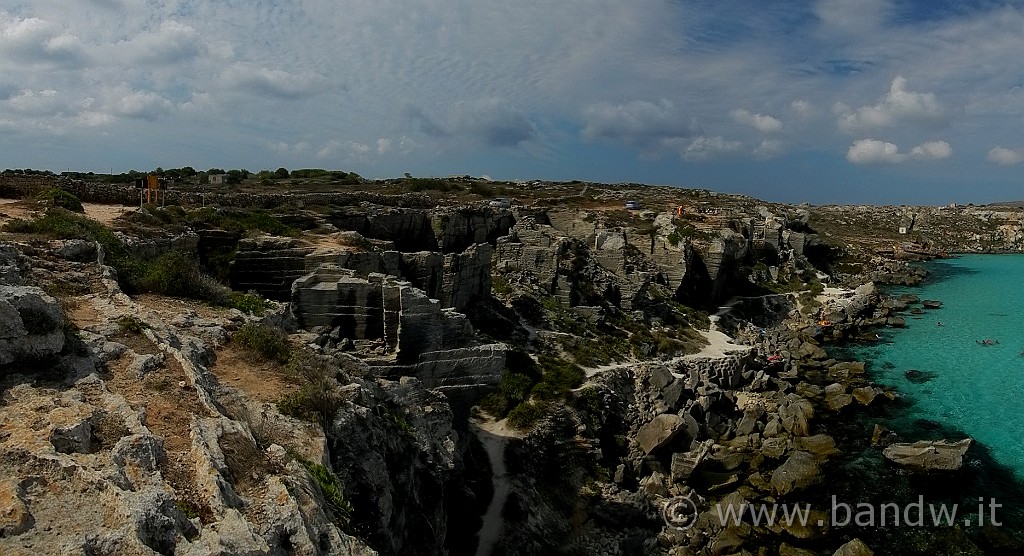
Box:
0 285 65 367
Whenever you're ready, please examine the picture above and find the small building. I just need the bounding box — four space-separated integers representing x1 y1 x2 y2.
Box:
209 174 226 185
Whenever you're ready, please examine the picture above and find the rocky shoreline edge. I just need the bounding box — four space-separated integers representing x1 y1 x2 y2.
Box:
492 261 1024 555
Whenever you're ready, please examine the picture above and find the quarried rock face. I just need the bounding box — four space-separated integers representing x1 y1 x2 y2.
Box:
304 242 492 312
229 236 315 300
290 266 477 361
327 206 514 254
0 285 65 367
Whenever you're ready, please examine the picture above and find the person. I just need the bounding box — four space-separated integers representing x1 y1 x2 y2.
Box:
936 321 942 326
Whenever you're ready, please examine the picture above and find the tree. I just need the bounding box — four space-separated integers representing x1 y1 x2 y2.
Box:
275 167 289 179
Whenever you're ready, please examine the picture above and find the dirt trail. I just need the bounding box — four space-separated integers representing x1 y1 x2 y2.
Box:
0 198 132 226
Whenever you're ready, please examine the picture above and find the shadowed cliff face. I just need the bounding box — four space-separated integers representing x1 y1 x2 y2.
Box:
326 207 515 254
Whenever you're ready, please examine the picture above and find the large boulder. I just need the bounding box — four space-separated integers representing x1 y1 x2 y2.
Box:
0 285 65 367
770 451 821 495
637 414 686 455
882 439 972 471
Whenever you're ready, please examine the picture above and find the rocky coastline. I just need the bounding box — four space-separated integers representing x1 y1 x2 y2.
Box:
1 177 1023 555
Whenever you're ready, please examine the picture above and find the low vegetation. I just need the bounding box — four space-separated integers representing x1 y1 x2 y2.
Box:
275 350 346 426
232 322 291 363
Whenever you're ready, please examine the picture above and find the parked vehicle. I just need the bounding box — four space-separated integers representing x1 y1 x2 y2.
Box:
624 200 641 210
489 197 511 208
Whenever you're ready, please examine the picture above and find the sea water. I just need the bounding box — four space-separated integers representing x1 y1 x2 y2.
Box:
851 254 1024 477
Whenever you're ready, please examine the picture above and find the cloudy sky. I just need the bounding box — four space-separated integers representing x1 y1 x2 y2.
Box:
3 0 1024 204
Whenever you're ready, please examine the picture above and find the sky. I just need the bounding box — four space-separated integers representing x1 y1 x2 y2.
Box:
3 1 1024 205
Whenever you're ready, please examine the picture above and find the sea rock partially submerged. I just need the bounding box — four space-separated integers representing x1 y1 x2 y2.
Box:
882 439 972 471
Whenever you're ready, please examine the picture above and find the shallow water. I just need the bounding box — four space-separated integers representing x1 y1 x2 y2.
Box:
852 254 1024 477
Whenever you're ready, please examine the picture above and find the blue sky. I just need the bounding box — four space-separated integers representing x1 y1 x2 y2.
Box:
3 0 1024 204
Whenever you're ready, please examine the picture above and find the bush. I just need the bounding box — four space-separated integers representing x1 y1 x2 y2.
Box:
297 457 354 531
39 188 84 212
276 350 344 426
229 291 270 315
117 315 148 334
233 322 291 363
139 250 231 305
507 401 549 430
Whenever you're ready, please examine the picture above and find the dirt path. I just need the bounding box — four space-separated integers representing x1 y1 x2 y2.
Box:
0 198 131 226
472 417 521 556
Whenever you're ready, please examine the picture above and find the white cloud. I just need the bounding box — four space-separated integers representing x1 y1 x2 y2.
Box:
909 140 951 160
376 138 392 155
847 139 952 164
847 139 903 164
675 136 742 161
754 139 784 159
988 146 1024 165
0 15 87 67
731 109 782 133
112 88 173 120
837 76 945 134
222 63 325 99
118 20 203 65
790 100 815 121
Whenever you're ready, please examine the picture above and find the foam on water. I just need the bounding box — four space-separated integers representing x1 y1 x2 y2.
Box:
853 254 1024 477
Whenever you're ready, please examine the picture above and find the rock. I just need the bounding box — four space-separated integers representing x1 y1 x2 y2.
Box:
0 285 65 367
834 538 874 555
794 434 836 458
0 480 33 536
778 395 814 436
824 383 852 411
780 543 818 556
770 451 820 495
49 405 95 454
882 439 972 471
852 387 879 406
637 414 685 455
53 239 98 262
761 436 789 459
871 424 888 446
671 440 712 482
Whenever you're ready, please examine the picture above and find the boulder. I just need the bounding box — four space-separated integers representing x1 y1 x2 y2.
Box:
770 451 820 495
882 439 972 471
778 395 814 436
637 414 685 455
0 285 65 367
834 538 874 556
824 383 852 411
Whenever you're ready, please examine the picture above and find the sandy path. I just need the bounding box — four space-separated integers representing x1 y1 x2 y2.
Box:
472 417 521 556
0 198 131 227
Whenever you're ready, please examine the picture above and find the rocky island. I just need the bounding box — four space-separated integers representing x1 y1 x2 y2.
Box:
0 169 1022 555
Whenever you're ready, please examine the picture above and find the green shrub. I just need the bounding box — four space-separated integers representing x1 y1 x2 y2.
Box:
275 350 343 426
39 188 84 212
507 401 549 430
297 458 354 531
229 291 270 315
117 315 148 334
139 250 231 305
233 322 291 363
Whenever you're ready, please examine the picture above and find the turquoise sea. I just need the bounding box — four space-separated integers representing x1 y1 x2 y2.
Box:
852 254 1024 477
